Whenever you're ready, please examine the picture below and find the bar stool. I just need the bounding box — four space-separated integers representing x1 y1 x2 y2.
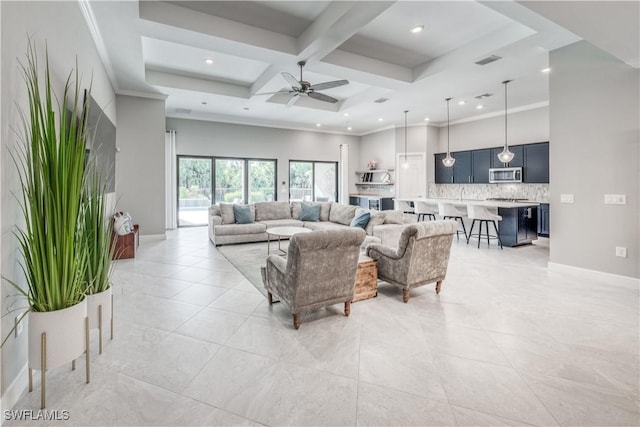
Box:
437 203 467 241
413 201 437 221
466 204 503 249
395 200 414 214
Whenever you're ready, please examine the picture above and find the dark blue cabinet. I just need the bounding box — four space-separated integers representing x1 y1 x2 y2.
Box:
491 145 524 168
537 203 550 237
471 149 491 183
524 143 549 183
434 153 453 183
453 151 472 183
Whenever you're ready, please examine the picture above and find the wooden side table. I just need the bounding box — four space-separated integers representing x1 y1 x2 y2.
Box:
353 255 377 302
111 224 139 259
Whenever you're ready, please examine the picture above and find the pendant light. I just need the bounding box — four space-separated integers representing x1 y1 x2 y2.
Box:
401 110 410 169
497 79 515 164
442 98 455 167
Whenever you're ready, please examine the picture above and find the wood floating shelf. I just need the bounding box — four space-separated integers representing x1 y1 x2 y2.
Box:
355 182 394 186
355 169 394 174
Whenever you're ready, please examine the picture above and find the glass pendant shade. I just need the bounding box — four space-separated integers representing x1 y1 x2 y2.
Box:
497 80 515 164
442 97 455 168
497 148 514 163
442 154 456 167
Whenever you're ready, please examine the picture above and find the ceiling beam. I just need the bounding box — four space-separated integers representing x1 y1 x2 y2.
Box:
146 70 250 99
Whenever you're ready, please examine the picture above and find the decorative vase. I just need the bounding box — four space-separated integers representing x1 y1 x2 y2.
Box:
28 298 89 408
87 286 113 354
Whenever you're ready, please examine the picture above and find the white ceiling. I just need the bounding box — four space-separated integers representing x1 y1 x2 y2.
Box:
84 0 639 135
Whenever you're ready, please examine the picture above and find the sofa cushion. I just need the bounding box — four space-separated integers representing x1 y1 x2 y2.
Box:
209 205 221 216
233 204 254 224
220 203 235 224
255 202 291 221
303 221 350 231
365 211 386 236
300 204 321 222
318 202 332 221
329 203 357 225
214 222 266 236
260 219 304 228
350 210 371 229
291 201 303 219
383 210 417 225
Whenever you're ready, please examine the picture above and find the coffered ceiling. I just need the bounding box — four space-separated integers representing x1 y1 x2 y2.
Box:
84 1 639 135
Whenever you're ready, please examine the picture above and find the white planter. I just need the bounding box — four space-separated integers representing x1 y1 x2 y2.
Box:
28 298 87 370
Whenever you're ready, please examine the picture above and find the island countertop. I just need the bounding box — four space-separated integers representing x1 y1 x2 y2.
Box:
396 197 541 209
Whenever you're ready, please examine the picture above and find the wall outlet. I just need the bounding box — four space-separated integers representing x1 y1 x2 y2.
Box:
560 194 574 203
615 247 628 258
604 194 626 205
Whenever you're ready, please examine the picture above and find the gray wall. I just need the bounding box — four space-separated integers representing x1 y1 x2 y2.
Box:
359 128 395 170
435 107 549 153
166 118 361 199
116 95 167 236
549 41 639 278
0 0 115 402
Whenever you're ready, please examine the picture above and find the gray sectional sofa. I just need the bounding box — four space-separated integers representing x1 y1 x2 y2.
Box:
208 201 416 248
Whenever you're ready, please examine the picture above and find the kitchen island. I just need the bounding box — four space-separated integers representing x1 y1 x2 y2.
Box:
397 198 540 247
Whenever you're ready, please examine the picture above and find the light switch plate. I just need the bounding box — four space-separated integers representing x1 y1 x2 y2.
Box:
615 247 628 258
560 194 574 203
604 194 626 205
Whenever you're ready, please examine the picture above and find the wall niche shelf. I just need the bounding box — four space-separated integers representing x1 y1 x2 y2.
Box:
356 169 394 186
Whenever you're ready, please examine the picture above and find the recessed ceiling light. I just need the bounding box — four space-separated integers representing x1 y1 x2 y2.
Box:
476 105 484 110
541 67 551 73
458 100 466 106
343 113 349 117
201 101 207 105
204 58 214 65
424 117 430 121
410 25 424 34
243 107 250 110
316 123 321 127
347 126 352 131
378 117 384 122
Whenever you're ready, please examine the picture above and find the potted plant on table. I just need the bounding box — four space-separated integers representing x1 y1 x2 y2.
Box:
3 43 91 408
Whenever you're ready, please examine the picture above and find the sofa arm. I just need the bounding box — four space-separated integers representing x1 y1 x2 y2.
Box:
366 243 401 260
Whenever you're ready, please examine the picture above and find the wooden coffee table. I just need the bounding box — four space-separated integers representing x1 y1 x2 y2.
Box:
353 255 378 302
266 226 311 255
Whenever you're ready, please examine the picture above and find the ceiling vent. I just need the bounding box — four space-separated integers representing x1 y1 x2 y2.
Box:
474 55 501 66
175 108 192 114
374 97 389 103
475 93 493 100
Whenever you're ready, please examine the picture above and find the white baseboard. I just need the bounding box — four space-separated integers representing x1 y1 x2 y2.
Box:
548 262 640 289
139 234 166 242
1 363 28 416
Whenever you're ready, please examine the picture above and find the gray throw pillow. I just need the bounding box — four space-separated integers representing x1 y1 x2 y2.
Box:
299 204 321 222
233 204 254 224
365 211 386 235
219 203 235 224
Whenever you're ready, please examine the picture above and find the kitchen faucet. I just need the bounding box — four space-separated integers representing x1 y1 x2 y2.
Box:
459 187 465 202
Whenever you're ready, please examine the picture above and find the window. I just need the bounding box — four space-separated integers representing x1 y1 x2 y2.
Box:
177 156 212 226
214 158 245 204
289 161 338 202
248 160 276 203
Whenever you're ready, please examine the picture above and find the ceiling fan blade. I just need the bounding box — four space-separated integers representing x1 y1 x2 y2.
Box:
308 91 339 103
309 79 349 91
285 94 300 108
281 72 301 90
253 90 292 96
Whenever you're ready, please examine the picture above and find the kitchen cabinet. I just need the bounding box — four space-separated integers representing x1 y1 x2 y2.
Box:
349 196 394 211
471 149 491 183
498 206 538 246
453 151 472 183
434 153 454 183
537 203 550 237
524 142 549 183
491 145 524 168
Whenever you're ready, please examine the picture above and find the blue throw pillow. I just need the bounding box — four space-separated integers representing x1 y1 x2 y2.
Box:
350 210 371 229
233 204 253 224
299 204 321 222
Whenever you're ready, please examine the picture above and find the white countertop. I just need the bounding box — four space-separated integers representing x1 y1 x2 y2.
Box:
397 197 540 209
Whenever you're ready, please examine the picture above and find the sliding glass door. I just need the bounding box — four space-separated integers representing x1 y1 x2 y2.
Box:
289 161 337 202
248 160 276 202
214 158 245 204
177 156 212 226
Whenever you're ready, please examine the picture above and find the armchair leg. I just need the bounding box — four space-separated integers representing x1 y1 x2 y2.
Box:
436 281 442 294
344 301 351 316
402 289 410 303
267 292 273 305
292 313 301 330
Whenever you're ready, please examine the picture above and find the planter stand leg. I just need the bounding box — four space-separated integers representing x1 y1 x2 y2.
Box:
41 332 46 409
110 294 114 341
85 317 90 384
28 368 32 392
72 360 76 370
98 304 103 354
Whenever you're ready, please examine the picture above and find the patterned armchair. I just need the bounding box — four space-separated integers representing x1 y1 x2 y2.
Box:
263 228 366 329
366 220 457 302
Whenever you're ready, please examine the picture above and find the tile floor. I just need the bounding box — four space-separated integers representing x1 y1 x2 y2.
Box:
6 227 639 426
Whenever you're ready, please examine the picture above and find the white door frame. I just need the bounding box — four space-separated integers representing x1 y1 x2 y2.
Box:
396 152 426 198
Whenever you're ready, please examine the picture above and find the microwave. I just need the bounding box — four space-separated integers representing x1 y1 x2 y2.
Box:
489 167 522 183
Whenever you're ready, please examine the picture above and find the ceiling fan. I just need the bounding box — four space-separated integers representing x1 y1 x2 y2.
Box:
256 61 349 107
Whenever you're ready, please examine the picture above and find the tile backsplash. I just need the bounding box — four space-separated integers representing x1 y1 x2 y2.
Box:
428 183 549 203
